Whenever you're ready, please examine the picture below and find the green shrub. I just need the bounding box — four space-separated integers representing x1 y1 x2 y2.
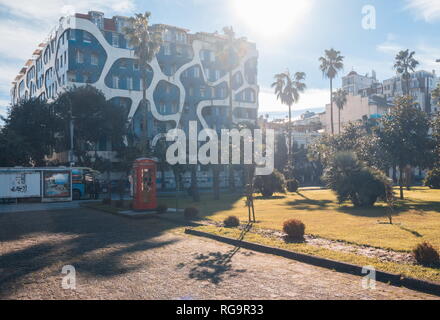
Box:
424 168 440 189
283 219 305 240
413 242 440 266
224 216 240 228
156 204 168 214
322 151 392 207
254 169 286 198
286 179 299 193
184 207 199 220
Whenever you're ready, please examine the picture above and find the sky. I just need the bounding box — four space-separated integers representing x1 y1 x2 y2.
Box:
1 0 440 119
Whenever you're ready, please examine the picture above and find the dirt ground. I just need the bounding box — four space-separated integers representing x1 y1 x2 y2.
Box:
0 208 438 300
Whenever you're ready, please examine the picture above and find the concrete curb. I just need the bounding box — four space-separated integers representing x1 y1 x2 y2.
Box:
185 228 440 297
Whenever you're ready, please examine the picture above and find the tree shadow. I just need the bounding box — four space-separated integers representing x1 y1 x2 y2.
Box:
254 195 286 200
287 199 333 210
187 249 246 285
336 198 440 218
183 223 252 285
396 224 423 238
0 208 179 297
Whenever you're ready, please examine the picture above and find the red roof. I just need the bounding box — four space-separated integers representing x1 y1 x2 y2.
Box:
104 18 116 31
75 13 90 20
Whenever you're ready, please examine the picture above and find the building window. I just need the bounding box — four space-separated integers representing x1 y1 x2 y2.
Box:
215 70 220 80
69 30 76 41
76 50 84 64
166 84 171 94
200 86 206 97
91 54 98 66
172 103 178 113
176 46 183 56
83 32 92 43
112 76 119 89
194 67 200 78
112 33 119 47
205 68 210 80
164 43 171 56
134 62 139 71
160 103 166 114
127 77 133 90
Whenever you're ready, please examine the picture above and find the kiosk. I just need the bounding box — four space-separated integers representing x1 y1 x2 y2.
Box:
132 158 158 211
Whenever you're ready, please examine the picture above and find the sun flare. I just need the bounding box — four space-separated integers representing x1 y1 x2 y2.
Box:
232 0 313 38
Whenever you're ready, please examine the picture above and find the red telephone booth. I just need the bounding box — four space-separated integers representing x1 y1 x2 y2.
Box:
132 158 158 211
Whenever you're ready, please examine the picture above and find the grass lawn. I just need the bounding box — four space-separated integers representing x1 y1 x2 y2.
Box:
192 225 440 284
160 187 440 252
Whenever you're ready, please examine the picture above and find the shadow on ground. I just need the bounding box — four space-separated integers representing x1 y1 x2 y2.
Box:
0 193 244 297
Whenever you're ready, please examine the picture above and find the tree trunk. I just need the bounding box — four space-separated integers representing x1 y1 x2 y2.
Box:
161 167 166 191
228 70 236 193
338 107 341 134
142 79 148 157
213 166 220 200
392 165 397 183
330 78 334 134
191 165 200 202
399 165 404 200
288 105 292 162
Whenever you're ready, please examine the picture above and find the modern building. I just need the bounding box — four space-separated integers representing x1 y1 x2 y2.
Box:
383 70 436 114
342 70 378 96
323 94 392 134
10 11 259 157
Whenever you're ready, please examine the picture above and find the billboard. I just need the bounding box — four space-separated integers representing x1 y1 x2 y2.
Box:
0 172 41 199
43 171 71 200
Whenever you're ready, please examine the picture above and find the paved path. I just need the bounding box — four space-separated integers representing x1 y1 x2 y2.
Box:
0 208 438 300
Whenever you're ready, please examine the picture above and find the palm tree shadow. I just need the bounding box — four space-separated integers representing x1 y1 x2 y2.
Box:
186 223 252 284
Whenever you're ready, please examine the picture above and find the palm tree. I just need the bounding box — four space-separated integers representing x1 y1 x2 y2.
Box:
124 12 163 156
433 83 440 104
216 26 247 193
271 70 306 159
333 88 348 134
319 49 344 134
393 49 419 96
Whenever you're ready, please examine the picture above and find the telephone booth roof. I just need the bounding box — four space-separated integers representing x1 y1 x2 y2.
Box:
134 158 157 164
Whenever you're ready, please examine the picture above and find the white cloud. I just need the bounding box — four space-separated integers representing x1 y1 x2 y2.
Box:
0 0 136 104
0 20 50 61
376 35 440 74
0 0 135 21
259 87 329 113
376 33 404 55
405 0 440 22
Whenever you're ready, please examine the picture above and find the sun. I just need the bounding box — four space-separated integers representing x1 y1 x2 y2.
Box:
232 0 313 39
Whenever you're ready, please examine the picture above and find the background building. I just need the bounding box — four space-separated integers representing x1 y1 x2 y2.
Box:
321 69 438 134
10 11 259 153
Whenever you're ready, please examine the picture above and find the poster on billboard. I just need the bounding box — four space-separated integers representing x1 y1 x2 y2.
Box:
0 172 41 199
43 171 72 201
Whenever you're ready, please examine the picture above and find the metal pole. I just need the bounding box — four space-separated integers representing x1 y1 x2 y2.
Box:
69 118 74 166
